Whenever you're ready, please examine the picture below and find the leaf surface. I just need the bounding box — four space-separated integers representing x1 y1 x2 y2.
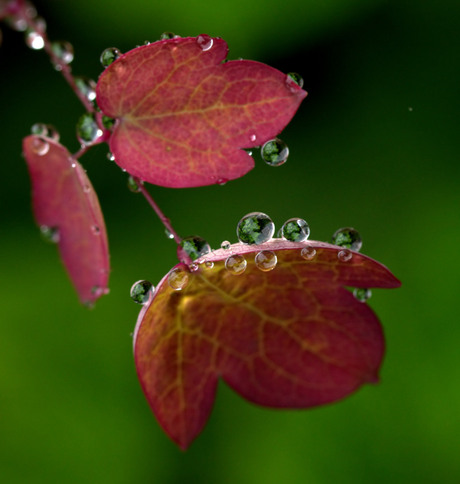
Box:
134 240 400 449
23 135 110 305
96 36 307 188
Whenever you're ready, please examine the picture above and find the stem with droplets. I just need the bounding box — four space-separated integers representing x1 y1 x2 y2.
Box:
9 0 95 113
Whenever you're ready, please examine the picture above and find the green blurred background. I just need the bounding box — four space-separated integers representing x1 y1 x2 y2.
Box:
1 0 459 482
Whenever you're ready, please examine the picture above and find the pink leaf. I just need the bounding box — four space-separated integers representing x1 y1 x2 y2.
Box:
133 239 400 449
96 36 307 188
23 135 110 305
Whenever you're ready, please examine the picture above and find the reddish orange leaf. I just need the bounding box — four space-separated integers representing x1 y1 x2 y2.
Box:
134 240 400 449
23 135 110 305
96 36 307 188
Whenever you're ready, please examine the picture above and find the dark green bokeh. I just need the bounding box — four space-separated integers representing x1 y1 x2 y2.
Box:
1 0 459 482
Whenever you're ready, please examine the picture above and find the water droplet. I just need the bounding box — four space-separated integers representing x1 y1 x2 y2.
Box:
221 240 231 250
332 227 362 251
102 115 115 129
353 287 372 302
168 267 189 290
281 218 310 242
261 138 289 166
71 162 76 168
249 133 257 143
338 249 353 262
244 149 253 157
205 260 214 269
31 136 49 156
107 152 115 161
225 254 247 275
74 76 97 102
100 47 121 68
197 34 213 51
286 72 304 90
189 263 199 272
51 40 74 65
40 225 59 243
300 247 316 261
127 176 143 193
91 225 100 235
255 250 277 272
216 178 228 186
180 236 211 261
237 212 275 245
91 286 109 298
165 229 175 240
160 32 177 40
25 29 44 50
130 280 154 304
76 112 102 145
30 123 59 142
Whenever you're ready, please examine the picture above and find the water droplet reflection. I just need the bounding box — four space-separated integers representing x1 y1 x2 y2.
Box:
255 250 277 272
225 254 247 275
130 280 154 304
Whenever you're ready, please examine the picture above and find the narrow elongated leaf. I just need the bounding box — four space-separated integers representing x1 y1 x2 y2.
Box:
96 36 307 188
134 240 400 449
23 135 110 305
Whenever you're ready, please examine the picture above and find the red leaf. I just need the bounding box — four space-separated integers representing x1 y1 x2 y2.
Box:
23 135 110 305
96 36 307 188
133 240 400 449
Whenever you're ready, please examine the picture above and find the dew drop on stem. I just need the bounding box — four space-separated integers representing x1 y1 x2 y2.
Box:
74 76 97 102
51 41 74 65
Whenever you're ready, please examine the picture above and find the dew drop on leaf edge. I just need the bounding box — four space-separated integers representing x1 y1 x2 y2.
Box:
332 227 362 252
180 236 211 261
353 287 372 302
31 123 59 142
130 280 154 304
127 176 143 193
40 225 59 243
168 267 189 291
338 249 353 262
196 34 213 51
254 250 277 272
281 218 310 242
261 138 289 167
225 254 247 275
100 47 121 68
237 212 275 245
221 240 231 250
31 136 49 156
300 246 316 261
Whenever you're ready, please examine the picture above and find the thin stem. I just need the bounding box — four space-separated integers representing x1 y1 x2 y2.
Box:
136 179 182 245
13 1 95 112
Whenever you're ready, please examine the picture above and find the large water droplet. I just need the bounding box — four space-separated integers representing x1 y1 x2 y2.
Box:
225 254 247 275
31 136 50 156
255 250 277 272
25 29 44 50
300 247 316 261
130 280 154 304
51 40 74 65
40 225 59 243
261 138 289 166
100 47 121 68
76 112 102 145
286 72 304 90
332 227 362 251
180 236 211 261
168 267 190 290
337 249 353 262
353 287 372 302
281 218 310 242
237 212 275 245
74 76 97 102
197 34 213 51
